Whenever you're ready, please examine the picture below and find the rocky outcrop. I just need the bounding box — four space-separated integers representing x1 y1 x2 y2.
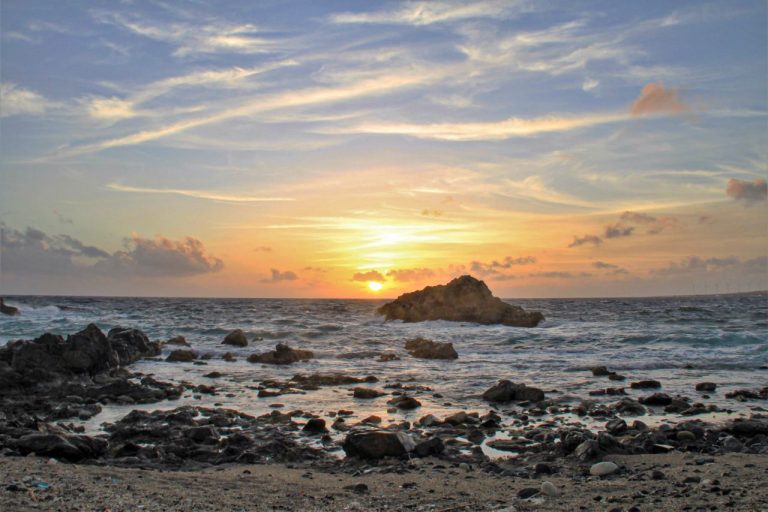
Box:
222 329 248 347
482 380 545 402
0 298 19 316
342 431 415 459
0 324 160 385
404 337 458 359
377 275 544 327
247 344 314 365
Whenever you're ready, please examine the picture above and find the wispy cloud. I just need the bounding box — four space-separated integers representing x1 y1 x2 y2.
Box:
106 183 294 203
321 112 628 141
0 82 60 117
726 178 767 204
92 12 282 57
631 82 689 116
330 1 522 26
262 268 298 282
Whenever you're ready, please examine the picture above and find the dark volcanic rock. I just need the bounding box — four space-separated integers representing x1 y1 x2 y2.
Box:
222 329 248 347
0 298 19 316
352 387 385 399
387 395 421 410
0 324 159 384
639 393 673 406
342 431 415 459
695 382 717 392
166 349 197 363
630 380 661 389
404 337 458 359
376 275 544 327
303 418 328 434
247 344 313 365
291 373 377 387
15 433 107 461
166 336 189 346
414 437 444 457
482 380 545 402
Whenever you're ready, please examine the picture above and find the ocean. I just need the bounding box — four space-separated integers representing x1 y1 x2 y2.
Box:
1 293 766 437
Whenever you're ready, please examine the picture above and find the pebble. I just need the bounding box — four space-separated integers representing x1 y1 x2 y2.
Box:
541 481 560 497
676 430 696 443
590 461 619 477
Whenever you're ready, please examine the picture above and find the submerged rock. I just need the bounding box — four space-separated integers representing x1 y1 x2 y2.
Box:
222 329 248 347
247 344 313 365
342 431 415 459
404 337 458 359
482 380 545 402
377 275 544 327
166 349 197 363
165 335 189 346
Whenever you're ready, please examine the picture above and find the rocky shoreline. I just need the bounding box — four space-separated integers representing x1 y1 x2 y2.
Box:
1 324 767 510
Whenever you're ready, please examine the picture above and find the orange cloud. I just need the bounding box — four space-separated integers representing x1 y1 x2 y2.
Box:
631 82 689 116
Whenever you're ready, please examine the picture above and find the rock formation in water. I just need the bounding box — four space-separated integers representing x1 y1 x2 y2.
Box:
0 298 19 316
377 275 544 327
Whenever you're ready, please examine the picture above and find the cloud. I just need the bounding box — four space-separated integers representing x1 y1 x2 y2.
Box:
630 82 689 116
93 12 279 57
330 1 518 26
0 225 223 278
620 211 677 234
726 178 767 204
470 256 537 276
568 234 602 248
593 261 629 275
324 112 627 141
604 223 635 239
0 82 58 117
253 246 272 252
529 271 592 279
106 183 294 203
649 255 754 276
84 60 298 120
351 270 385 282
262 268 298 282
386 268 436 282
582 77 599 92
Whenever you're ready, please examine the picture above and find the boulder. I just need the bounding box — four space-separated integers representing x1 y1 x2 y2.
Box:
404 338 458 359
223 329 248 347
0 324 158 383
376 275 544 327
302 418 327 434
166 349 196 363
342 431 415 459
15 433 107 461
0 298 19 316
639 393 673 406
590 461 619 477
247 344 313 365
387 395 421 409
414 437 444 457
630 380 661 389
352 387 385 399
166 336 189 346
695 382 717 392
482 380 545 402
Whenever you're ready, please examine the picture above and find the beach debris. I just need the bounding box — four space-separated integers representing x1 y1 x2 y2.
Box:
377 275 544 327
404 337 458 359
222 329 248 347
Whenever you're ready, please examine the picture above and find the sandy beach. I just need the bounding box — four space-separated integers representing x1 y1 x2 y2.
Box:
3 452 767 511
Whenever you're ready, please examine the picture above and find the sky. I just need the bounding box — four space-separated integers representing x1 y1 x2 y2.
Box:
0 0 766 298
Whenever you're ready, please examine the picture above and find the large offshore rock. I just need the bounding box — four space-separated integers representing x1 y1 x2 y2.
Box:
0 298 19 316
404 337 458 359
377 275 544 327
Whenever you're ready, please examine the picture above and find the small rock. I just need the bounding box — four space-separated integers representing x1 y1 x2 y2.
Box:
222 329 248 347
165 349 196 362
695 382 717 392
590 461 619 477
517 487 539 499
630 380 661 389
541 481 560 498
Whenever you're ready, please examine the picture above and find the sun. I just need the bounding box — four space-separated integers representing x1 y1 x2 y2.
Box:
367 281 383 292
